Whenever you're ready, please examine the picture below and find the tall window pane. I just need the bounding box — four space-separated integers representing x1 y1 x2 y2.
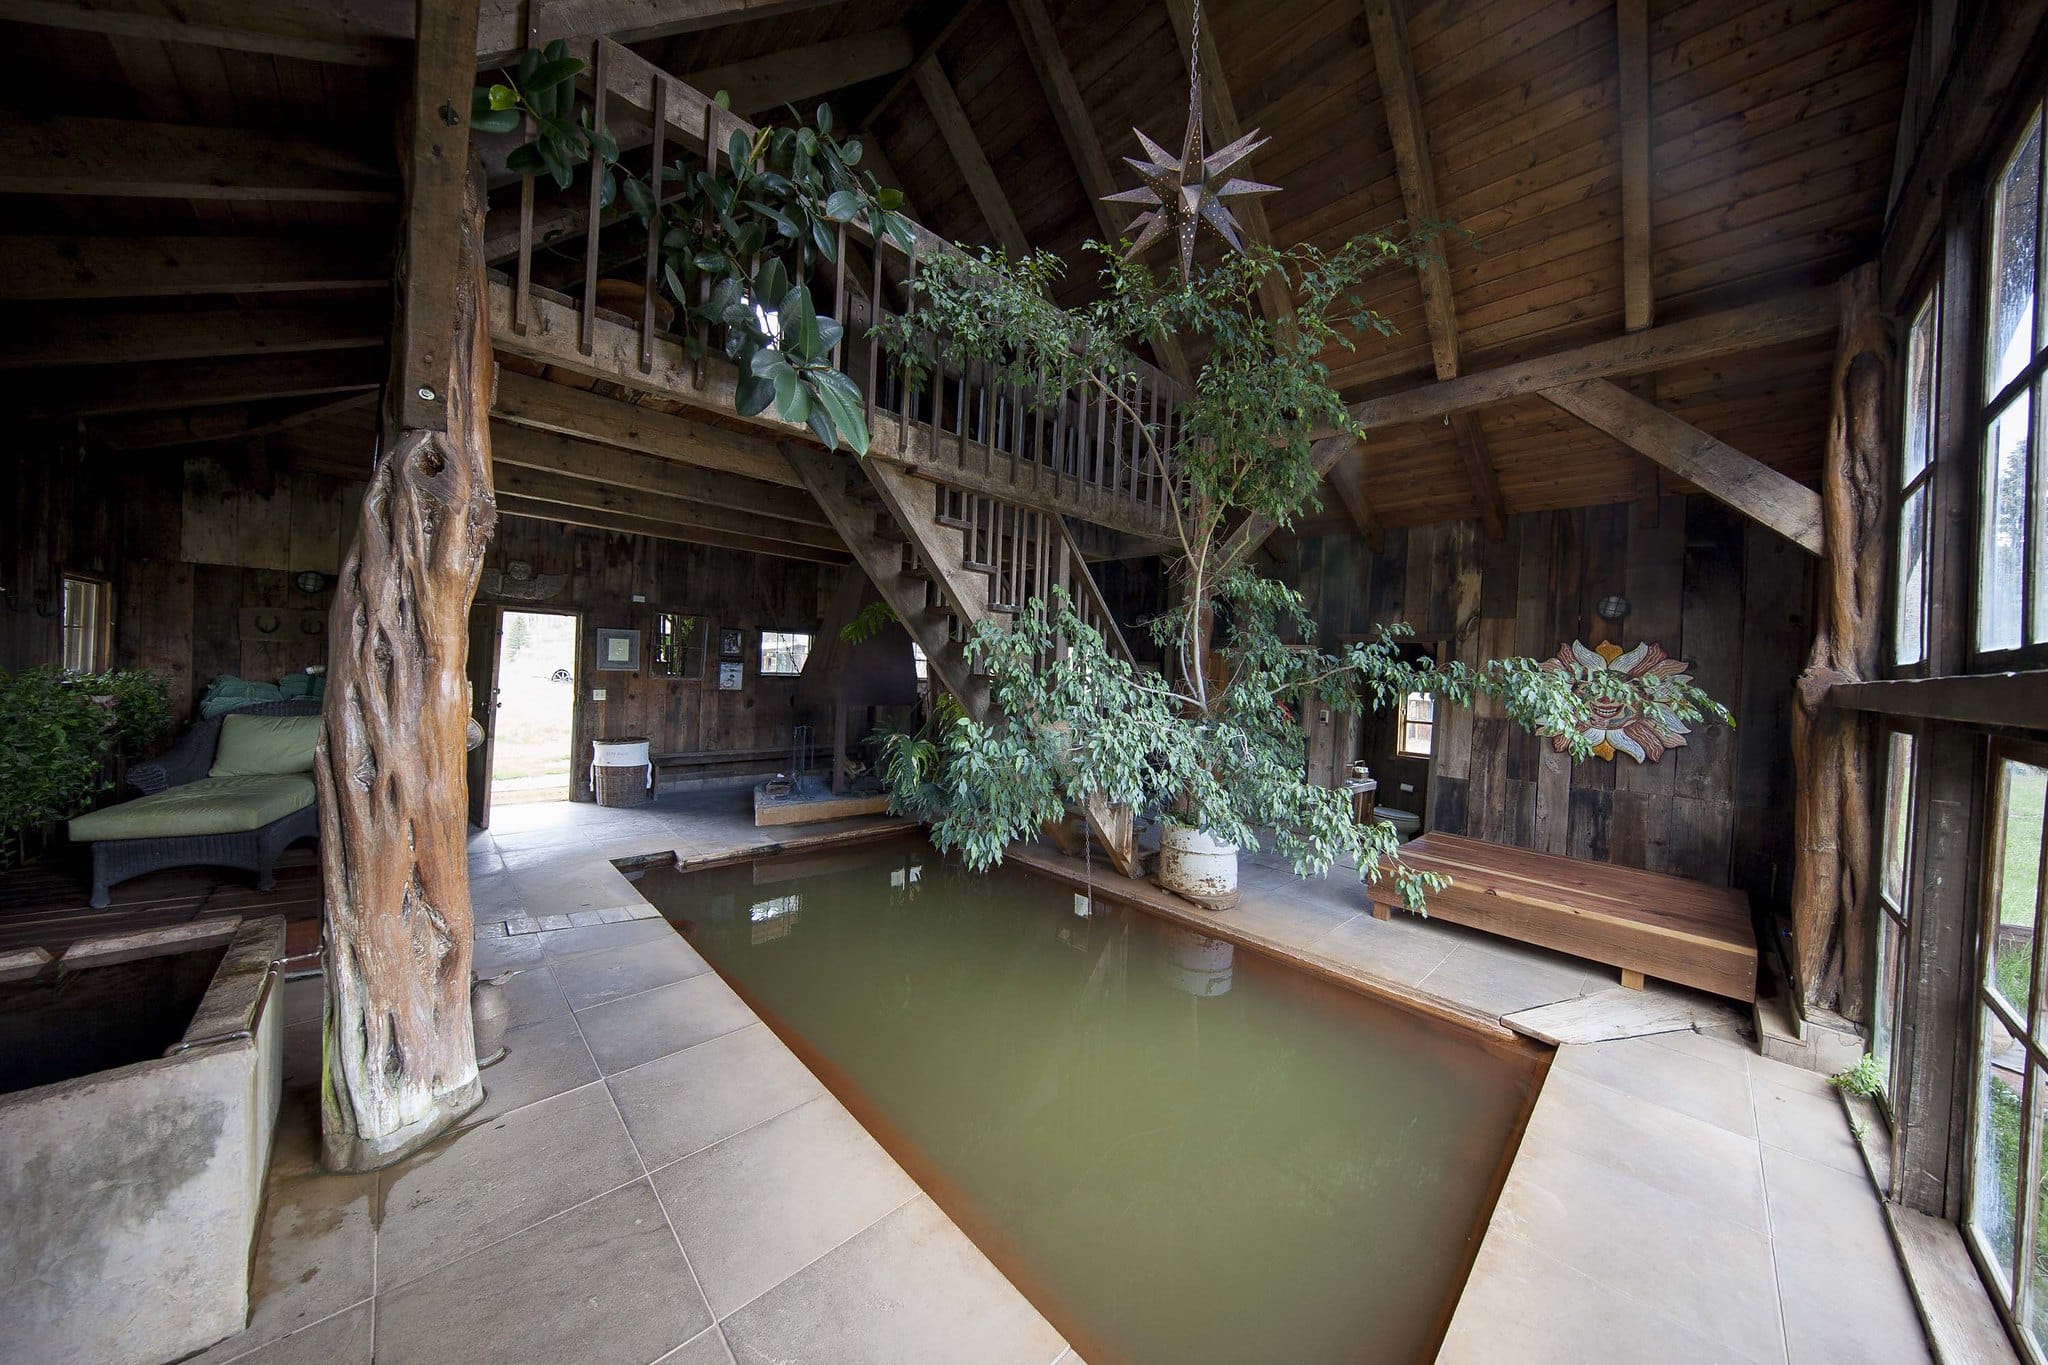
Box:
1896 293 1938 666
1989 113 2041 400
1882 731 1917 910
1980 390 2032 652
1974 1008 2025 1289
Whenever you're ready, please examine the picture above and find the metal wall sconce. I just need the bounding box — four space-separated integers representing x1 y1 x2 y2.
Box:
1596 595 1631 621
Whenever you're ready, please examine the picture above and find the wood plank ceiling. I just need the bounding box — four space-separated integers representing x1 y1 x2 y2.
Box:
0 0 1910 540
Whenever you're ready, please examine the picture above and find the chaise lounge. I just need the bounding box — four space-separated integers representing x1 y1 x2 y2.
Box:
67 701 322 908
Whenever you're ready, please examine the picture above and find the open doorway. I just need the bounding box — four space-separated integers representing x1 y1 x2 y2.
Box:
489 609 579 807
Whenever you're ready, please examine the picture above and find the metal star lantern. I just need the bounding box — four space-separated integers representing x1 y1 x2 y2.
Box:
1103 8 1279 283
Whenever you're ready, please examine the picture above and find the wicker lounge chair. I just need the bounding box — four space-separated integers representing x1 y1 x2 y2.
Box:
68 700 322 908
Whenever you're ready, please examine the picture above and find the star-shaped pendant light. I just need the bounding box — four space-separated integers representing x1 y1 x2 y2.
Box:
1102 0 1279 283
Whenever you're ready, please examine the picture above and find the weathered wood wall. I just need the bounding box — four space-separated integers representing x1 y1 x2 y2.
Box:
480 515 829 794
1289 494 1812 923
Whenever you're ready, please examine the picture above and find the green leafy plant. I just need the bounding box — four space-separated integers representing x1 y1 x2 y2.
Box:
1829 1053 1886 1097
840 600 899 646
474 51 911 455
0 667 172 857
870 240 1731 905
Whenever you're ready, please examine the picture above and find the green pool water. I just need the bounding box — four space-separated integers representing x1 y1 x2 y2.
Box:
630 837 1543 1365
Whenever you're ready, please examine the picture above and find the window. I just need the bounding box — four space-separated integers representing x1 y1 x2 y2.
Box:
1966 743 2048 1351
1872 730 1919 1098
652 612 704 679
1395 692 1435 758
910 641 929 687
759 630 811 677
1896 291 1940 666
60 574 109 673
1978 109 2046 656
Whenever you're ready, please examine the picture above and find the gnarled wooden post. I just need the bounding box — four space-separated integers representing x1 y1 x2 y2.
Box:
1790 263 1891 1015
318 0 494 1170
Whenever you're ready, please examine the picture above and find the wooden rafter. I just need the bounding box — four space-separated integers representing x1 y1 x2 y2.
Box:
496 492 847 563
0 116 394 202
1003 0 1192 385
1540 379 1824 555
85 393 377 450
22 352 385 417
1361 0 1505 542
490 0 848 64
0 235 388 300
489 420 826 525
1345 287 1840 430
859 0 984 132
0 0 405 65
684 28 914 117
495 464 844 552
0 305 384 369
912 54 1029 257
490 370 800 488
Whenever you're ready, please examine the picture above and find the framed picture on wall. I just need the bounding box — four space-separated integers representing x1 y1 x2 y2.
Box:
718 627 744 659
717 661 743 690
594 628 641 672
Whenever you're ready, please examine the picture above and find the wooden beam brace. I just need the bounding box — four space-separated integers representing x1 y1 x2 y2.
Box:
488 419 827 525
1346 287 1840 430
490 369 800 488
0 115 394 202
0 305 384 369
0 234 387 299
21 351 385 417
1449 411 1507 541
1162 0 1290 324
1829 672 2048 729
686 28 913 117
495 492 848 562
1325 447 1386 553
912 54 1029 257
1541 378 1824 555
0 0 405 64
495 463 844 550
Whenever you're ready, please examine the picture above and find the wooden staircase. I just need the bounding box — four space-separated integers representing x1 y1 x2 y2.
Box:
782 443 1141 876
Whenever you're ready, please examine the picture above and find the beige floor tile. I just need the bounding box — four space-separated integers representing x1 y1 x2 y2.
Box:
1415 940 1592 1017
653 1096 919 1317
1644 1024 1760 1075
376 1180 709 1365
720 1196 1066 1365
1312 911 1461 985
1753 1075 1865 1176
188 1170 374 1364
657 1327 738 1365
550 936 710 1011
608 1023 825 1170
1554 1035 1760 1138
473 1012 600 1122
499 961 570 1028
471 931 546 976
535 916 686 961
1763 1146 1932 1364
578 972 756 1076
212 1302 372 1365
375 1081 643 1290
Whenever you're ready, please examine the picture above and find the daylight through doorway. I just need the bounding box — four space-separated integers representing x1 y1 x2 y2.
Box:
490 610 577 805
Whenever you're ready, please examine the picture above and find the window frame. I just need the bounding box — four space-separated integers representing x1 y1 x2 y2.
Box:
651 611 705 680
1872 724 1921 1111
59 572 112 674
1394 690 1436 760
757 628 813 678
1893 286 1943 673
1963 738 2048 1357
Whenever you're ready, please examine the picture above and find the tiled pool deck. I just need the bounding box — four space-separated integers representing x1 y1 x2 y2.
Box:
196 789 1940 1364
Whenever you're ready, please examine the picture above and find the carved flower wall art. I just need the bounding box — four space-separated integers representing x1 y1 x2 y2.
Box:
1541 640 1694 763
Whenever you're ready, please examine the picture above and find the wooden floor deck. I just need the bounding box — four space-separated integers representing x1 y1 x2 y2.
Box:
1368 833 1758 1003
0 848 322 958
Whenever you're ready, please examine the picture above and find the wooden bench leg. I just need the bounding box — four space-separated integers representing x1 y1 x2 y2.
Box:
1620 968 1646 991
1370 902 1392 921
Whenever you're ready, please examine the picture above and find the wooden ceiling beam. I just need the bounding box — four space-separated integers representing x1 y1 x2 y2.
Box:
0 305 385 369
495 464 844 551
859 0 984 131
1540 378 1823 555
0 234 388 299
495 492 849 563
86 393 378 451
685 28 914 117
489 420 827 526
1361 0 1505 542
1162 0 1291 325
911 54 1029 257
490 369 801 489
0 0 407 65
1345 287 1841 430
0 116 394 202
487 0 848 66
20 351 385 417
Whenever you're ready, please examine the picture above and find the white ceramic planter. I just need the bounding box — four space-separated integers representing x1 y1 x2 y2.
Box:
1156 822 1241 910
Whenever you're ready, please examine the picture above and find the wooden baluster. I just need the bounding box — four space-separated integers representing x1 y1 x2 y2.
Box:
579 38 608 357
955 364 968 467
898 248 916 454
831 222 848 373
864 233 880 425
639 75 666 374
1093 370 1109 494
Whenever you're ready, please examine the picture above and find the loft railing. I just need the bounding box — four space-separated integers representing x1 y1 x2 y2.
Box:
493 37 1185 537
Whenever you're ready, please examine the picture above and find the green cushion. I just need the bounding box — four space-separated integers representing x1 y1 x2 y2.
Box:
69 775 315 842
210 713 320 778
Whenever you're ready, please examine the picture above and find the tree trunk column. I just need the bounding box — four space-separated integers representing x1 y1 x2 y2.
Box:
1790 263 1891 1015
317 162 496 1171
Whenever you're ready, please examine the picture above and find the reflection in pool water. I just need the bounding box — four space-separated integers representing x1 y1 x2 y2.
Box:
630 837 1544 1365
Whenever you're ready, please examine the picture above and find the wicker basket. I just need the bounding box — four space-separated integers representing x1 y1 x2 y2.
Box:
594 762 651 808
591 736 653 808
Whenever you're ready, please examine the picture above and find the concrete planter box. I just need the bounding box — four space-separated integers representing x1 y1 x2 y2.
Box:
0 915 286 1365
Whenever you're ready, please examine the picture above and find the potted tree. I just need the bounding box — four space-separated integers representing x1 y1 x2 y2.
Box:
870 240 1730 910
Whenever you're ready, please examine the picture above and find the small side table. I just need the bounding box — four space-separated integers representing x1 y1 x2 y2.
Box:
1342 778 1378 826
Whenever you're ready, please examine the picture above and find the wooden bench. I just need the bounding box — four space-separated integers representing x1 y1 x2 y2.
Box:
1366 832 1757 1002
